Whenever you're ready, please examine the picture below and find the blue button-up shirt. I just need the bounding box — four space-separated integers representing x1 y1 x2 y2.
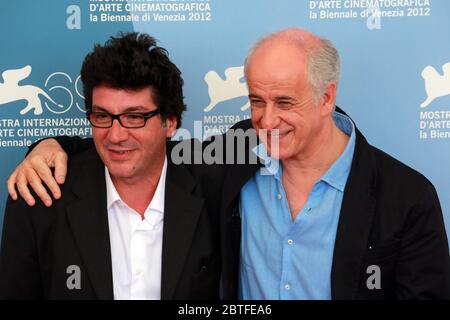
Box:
239 112 356 300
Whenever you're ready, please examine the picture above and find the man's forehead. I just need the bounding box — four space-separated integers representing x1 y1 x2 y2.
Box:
247 47 307 83
246 64 311 99
92 86 157 112
246 58 308 90
248 80 300 92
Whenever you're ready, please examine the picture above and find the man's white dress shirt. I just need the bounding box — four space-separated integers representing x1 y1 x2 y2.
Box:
105 158 167 300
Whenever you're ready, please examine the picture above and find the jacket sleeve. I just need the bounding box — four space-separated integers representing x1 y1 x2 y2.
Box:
0 196 43 299
395 182 450 299
28 136 94 156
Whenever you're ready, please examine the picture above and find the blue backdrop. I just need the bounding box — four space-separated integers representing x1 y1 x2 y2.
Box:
1 0 449 247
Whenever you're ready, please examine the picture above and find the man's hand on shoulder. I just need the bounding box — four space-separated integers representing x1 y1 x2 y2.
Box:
7 138 68 207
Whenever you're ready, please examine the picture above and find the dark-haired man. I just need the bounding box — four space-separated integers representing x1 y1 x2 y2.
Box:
0 33 225 300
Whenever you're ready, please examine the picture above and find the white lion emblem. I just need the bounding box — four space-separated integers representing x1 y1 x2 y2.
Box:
0 65 61 115
203 65 250 112
420 62 450 108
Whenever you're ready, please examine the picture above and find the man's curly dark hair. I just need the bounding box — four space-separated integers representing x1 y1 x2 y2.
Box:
81 32 186 128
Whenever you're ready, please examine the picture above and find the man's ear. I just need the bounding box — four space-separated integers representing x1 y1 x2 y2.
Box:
164 116 177 138
320 83 337 116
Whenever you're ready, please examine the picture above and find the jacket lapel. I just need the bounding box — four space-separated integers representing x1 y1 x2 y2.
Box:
222 122 263 213
223 162 261 214
160 159 204 300
331 128 377 299
65 150 114 300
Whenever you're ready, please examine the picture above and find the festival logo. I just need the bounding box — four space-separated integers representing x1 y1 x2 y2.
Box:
0 65 85 115
201 65 251 137
203 65 249 112
0 66 62 115
420 62 450 108
0 65 90 148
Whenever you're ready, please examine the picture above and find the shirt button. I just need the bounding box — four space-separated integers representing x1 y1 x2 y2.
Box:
287 239 294 245
277 193 282 200
135 268 143 276
285 284 291 290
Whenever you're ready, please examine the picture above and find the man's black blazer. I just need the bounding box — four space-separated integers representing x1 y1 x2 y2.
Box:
0 145 224 299
220 110 450 299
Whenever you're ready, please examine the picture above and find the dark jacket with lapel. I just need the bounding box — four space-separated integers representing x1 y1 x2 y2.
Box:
221 110 450 299
0 145 222 299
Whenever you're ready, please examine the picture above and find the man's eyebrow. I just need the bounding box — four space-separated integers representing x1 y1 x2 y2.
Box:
275 96 295 101
248 94 263 99
91 105 150 112
248 94 295 101
91 105 108 112
122 106 150 112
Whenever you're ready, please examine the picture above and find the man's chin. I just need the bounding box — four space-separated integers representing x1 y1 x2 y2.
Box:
265 144 295 161
105 164 134 180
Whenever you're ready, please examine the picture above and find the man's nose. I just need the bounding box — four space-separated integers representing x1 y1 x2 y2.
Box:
107 119 129 143
259 104 280 130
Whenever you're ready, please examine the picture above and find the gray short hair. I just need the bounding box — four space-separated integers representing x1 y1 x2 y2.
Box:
308 39 340 103
245 29 340 103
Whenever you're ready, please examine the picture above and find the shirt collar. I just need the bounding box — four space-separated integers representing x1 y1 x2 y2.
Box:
148 157 167 214
106 168 121 210
252 111 356 191
252 143 280 176
319 111 356 192
105 156 167 214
